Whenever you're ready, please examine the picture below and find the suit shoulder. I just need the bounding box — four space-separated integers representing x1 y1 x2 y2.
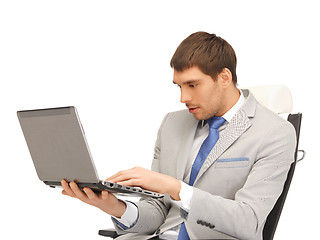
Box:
159 109 197 131
163 109 192 122
167 109 190 117
253 102 296 137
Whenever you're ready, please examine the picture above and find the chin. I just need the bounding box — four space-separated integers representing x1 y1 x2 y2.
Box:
192 114 207 121
194 112 217 121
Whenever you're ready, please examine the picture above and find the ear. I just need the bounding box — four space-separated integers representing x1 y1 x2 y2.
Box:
219 68 233 88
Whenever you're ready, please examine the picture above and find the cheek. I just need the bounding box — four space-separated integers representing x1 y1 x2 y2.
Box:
201 90 218 107
203 91 221 113
196 87 210 103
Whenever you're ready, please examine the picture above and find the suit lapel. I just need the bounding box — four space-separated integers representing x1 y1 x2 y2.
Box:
194 90 256 184
176 116 199 180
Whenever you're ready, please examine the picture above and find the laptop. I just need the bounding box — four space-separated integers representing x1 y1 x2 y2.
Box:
17 106 164 198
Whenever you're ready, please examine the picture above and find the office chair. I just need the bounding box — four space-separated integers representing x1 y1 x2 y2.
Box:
99 85 304 239
248 85 304 240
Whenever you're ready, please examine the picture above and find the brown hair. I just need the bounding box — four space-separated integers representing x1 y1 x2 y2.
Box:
170 31 237 84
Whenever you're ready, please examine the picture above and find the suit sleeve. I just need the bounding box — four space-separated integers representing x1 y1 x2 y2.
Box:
186 121 296 240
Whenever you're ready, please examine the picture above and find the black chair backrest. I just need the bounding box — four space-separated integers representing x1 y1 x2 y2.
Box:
263 113 302 240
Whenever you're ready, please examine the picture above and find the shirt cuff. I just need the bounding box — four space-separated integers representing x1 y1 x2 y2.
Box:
112 201 138 229
172 181 193 212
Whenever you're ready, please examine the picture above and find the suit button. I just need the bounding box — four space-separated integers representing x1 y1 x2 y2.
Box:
197 220 203 225
209 224 215 229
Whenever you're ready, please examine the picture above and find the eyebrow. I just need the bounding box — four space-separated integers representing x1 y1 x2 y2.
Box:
172 80 200 85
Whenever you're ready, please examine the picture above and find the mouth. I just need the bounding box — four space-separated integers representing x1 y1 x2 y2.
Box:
188 106 200 114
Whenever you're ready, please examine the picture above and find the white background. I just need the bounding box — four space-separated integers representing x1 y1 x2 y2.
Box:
0 1 318 239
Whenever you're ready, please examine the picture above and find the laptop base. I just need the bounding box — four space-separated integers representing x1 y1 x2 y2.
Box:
44 181 164 198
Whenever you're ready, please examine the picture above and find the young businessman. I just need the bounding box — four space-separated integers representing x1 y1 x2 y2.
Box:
61 32 296 240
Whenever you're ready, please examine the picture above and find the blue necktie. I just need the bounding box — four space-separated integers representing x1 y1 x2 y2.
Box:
177 116 225 240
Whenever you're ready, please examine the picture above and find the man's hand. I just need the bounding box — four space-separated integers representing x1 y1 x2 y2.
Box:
61 180 126 218
107 167 182 201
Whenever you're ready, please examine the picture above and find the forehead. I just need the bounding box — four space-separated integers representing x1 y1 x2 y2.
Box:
173 66 213 85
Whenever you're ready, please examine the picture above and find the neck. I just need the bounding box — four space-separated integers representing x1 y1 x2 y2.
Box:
218 86 241 117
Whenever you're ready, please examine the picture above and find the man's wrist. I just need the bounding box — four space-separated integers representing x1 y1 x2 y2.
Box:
108 199 126 218
171 181 193 213
179 181 193 211
112 201 138 229
168 177 182 201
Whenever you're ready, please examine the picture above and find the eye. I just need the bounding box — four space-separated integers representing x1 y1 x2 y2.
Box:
189 84 197 88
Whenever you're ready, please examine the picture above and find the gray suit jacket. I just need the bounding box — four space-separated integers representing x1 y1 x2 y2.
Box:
113 89 296 240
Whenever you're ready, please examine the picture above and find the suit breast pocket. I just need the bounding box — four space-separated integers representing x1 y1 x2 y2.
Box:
215 157 249 168
209 157 251 199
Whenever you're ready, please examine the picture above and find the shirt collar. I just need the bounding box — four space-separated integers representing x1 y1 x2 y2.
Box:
222 89 245 122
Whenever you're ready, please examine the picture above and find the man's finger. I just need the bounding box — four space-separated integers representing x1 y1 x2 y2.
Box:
69 182 87 200
108 171 139 184
106 171 124 182
83 187 97 200
106 168 136 182
101 190 109 200
61 180 76 197
116 178 142 187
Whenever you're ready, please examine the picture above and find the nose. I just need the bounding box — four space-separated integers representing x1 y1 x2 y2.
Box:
180 88 191 104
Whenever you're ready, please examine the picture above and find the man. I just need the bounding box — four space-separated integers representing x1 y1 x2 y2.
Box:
61 32 296 239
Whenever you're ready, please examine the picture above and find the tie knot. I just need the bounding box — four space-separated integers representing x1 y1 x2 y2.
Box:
207 116 226 129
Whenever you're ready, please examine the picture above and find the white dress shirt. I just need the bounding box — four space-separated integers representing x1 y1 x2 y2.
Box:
114 90 245 239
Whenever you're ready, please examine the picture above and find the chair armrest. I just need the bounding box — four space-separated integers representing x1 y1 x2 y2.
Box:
98 229 121 238
297 149 306 162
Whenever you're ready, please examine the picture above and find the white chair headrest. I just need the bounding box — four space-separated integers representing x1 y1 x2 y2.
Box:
247 85 293 114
